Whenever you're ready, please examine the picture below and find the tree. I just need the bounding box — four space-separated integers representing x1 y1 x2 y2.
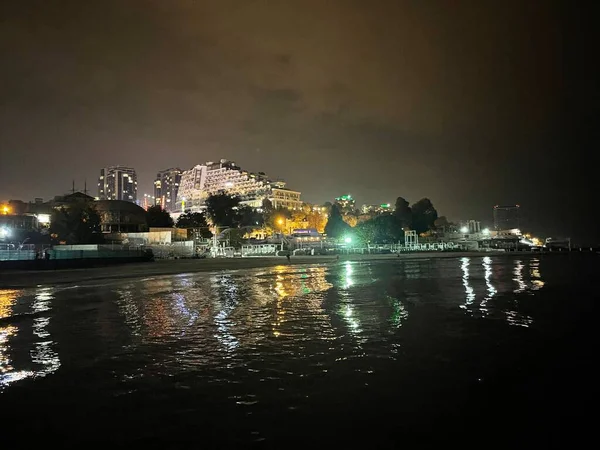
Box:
305 209 327 233
355 219 377 245
342 214 358 227
324 204 351 239
394 197 412 229
146 205 174 228
264 206 291 231
238 205 264 228
411 198 438 234
373 214 404 243
205 193 240 228
434 216 450 232
354 214 404 245
176 212 212 237
50 204 103 244
262 198 273 213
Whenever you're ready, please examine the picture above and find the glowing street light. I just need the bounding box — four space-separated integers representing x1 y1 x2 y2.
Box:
482 228 490 235
276 218 285 251
344 236 352 244
460 226 469 234
2 205 9 215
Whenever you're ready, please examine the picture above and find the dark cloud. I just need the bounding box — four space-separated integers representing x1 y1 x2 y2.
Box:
0 0 597 243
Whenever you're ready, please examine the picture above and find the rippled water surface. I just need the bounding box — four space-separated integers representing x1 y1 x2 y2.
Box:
1 255 597 444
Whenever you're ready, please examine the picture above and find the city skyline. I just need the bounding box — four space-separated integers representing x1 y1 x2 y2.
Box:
0 1 596 244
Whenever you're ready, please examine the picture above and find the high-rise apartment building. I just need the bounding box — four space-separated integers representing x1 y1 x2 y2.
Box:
493 205 520 231
153 168 182 212
98 166 137 203
176 159 300 212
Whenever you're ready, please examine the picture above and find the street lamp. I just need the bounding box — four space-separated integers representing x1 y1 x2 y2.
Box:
482 228 490 235
460 226 469 234
0 227 11 239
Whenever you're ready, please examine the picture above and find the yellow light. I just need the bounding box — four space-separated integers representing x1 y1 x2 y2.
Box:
2 205 9 214
277 218 284 225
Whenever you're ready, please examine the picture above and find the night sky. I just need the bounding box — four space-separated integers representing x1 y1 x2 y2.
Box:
0 1 597 244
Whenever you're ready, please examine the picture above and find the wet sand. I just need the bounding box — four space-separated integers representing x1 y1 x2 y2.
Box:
0 251 550 288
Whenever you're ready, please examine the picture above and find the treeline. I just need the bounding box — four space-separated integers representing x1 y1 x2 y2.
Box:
42 193 443 246
325 197 440 244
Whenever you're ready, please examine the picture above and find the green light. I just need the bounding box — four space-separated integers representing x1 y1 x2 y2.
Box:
344 236 352 244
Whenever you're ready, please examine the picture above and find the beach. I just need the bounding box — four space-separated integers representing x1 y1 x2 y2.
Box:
0 250 556 288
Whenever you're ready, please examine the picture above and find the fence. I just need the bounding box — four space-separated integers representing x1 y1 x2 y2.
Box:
241 244 279 257
51 248 149 260
1 244 152 262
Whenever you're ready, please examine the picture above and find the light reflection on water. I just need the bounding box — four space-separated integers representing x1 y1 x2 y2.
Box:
460 257 476 308
0 287 60 387
0 256 549 390
458 257 542 326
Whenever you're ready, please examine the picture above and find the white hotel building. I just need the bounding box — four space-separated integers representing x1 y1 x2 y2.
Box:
176 159 301 212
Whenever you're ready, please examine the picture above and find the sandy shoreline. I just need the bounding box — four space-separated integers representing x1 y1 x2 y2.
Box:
0 251 573 288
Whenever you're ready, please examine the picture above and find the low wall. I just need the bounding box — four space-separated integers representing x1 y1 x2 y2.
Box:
51 249 148 260
0 250 37 261
0 254 153 271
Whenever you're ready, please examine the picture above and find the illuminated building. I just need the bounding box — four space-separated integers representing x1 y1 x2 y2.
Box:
98 166 138 203
493 205 520 231
176 159 300 212
335 194 356 214
153 168 182 212
361 203 391 214
268 182 301 210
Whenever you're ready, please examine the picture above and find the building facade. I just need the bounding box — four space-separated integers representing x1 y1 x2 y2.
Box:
95 200 147 233
153 168 182 212
493 205 520 231
269 187 302 210
176 159 299 212
98 166 138 203
361 203 392 215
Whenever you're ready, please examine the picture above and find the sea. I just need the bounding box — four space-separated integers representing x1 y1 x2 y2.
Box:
0 254 597 445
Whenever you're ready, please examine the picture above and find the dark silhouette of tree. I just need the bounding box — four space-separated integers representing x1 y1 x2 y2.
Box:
176 212 212 238
261 198 273 213
205 193 240 228
50 204 103 244
355 213 405 244
238 205 264 228
146 205 174 228
324 204 350 239
373 214 404 243
225 228 245 248
394 197 412 229
411 198 438 234
434 216 450 232
355 219 377 244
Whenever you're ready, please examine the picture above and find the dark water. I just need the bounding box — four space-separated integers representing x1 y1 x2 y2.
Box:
1 255 597 445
